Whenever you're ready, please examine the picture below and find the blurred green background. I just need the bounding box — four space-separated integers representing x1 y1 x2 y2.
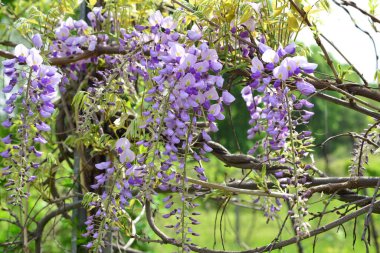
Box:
0 0 379 252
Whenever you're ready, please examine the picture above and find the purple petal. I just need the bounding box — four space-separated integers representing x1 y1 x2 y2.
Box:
2 85 13 93
95 161 112 170
2 119 12 128
296 80 316 96
32 34 43 49
2 135 12 144
222 90 235 105
35 122 51 132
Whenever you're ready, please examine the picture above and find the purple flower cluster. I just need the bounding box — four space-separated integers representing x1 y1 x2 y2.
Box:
1 42 61 203
83 139 149 248
242 41 317 160
238 32 317 236
142 12 233 170
49 8 113 93
144 39 232 170
50 17 95 58
116 10 234 247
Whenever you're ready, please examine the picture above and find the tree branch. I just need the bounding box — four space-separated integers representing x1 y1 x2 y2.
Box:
33 201 82 253
315 92 380 119
289 0 341 82
146 199 380 253
187 177 294 199
340 0 380 24
0 45 127 66
207 141 290 171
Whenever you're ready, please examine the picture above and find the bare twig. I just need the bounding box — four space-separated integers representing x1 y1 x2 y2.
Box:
146 200 380 253
361 179 380 250
289 0 341 82
332 0 379 71
340 0 380 24
320 34 368 85
315 93 380 119
34 201 82 253
187 177 294 199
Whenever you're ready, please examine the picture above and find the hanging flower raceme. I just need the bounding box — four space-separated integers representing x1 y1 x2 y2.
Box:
242 41 317 160
48 10 111 93
81 10 234 249
1 42 62 204
226 12 319 235
239 36 317 236
83 137 147 250
139 30 217 178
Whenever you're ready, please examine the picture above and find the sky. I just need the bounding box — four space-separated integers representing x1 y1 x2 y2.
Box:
297 1 380 83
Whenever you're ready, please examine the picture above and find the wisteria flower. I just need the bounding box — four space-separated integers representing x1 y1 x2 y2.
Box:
262 49 279 64
26 48 43 69
285 42 296 54
55 27 70 41
36 121 51 132
2 135 12 144
273 65 288 81
179 53 197 70
296 80 316 96
187 24 202 41
242 18 256 32
251 57 264 73
169 42 186 59
293 56 318 72
161 16 177 31
115 138 135 163
222 90 235 105
149 10 164 26
201 48 218 61
32 34 43 49
14 44 29 62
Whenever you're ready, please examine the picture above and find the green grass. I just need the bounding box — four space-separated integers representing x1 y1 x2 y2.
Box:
144 150 380 253
148 197 379 253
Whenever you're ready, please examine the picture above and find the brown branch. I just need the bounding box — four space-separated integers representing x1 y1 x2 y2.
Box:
207 140 380 211
0 41 17 47
253 200 380 252
0 48 16 59
0 45 127 66
307 177 380 188
187 177 294 199
319 34 368 85
289 0 340 83
310 79 380 111
207 141 290 171
315 92 380 119
228 177 380 191
205 140 380 212
0 218 22 227
146 199 380 253
33 201 82 253
362 180 380 249
228 177 380 213
357 121 380 177
306 181 373 196
340 0 380 24
320 132 380 148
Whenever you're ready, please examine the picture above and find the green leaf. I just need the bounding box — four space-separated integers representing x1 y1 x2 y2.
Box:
375 69 380 86
273 6 285 18
72 91 88 110
88 0 97 8
287 14 299 31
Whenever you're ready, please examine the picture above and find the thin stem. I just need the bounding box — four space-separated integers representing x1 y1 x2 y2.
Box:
180 113 194 252
186 177 294 199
